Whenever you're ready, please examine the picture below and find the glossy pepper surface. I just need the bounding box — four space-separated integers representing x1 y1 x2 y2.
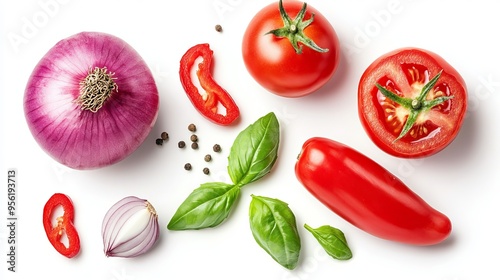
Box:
295 137 452 245
179 43 240 125
43 193 81 258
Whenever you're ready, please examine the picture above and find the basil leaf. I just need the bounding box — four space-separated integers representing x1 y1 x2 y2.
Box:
249 195 301 270
304 224 352 260
167 182 240 230
228 112 280 186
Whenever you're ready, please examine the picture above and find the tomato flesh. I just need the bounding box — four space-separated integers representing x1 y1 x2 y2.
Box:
358 48 467 158
375 64 453 144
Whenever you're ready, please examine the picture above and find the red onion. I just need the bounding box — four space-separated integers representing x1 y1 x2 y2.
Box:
102 196 160 258
24 32 159 169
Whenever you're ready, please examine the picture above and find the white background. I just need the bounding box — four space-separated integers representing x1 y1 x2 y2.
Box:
1 0 500 279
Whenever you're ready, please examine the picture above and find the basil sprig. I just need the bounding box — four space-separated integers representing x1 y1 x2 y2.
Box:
167 112 280 230
304 224 352 260
249 195 301 270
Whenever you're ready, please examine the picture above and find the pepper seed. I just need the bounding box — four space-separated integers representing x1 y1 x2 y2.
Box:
155 138 164 146
188 123 197 132
178 141 186 148
203 167 210 175
184 163 192 171
213 144 221 153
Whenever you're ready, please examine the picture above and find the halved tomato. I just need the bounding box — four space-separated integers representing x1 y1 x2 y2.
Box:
358 48 467 158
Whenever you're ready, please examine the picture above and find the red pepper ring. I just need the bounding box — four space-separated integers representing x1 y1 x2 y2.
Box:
179 43 240 125
42 193 80 258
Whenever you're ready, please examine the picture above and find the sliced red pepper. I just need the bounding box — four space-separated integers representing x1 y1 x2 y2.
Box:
179 43 240 125
42 193 80 258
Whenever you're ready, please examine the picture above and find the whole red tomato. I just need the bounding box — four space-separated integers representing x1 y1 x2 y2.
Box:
295 137 452 246
358 48 467 158
242 0 340 97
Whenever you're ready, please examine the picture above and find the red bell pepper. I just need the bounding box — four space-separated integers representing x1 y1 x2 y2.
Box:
42 193 80 258
295 137 452 246
179 43 240 125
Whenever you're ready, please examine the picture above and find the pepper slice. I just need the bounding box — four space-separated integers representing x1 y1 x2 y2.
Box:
42 193 80 258
179 43 240 125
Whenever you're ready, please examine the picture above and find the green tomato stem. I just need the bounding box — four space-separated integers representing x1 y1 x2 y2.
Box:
266 0 328 54
375 70 453 142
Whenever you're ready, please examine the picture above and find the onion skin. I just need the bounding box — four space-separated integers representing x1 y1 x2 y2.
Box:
24 32 159 170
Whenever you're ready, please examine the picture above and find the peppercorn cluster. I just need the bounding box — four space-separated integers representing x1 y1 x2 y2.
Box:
156 123 222 175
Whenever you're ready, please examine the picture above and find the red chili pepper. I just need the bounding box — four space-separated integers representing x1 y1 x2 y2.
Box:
42 193 80 258
179 43 240 125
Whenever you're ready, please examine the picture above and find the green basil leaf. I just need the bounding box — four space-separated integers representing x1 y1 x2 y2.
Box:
304 224 352 260
228 112 280 186
249 195 301 270
167 182 240 230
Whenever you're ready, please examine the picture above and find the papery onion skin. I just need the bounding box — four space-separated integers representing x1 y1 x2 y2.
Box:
102 196 160 258
24 32 159 170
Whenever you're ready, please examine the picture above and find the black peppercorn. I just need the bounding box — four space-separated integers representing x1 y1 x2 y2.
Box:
191 142 199 150
188 123 197 132
213 144 221 153
203 167 210 175
215 24 223 32
178 141 186 148
161 132 169 140
184 163 192 171
190 134 198 142
156 138 163 146
204 154 212 162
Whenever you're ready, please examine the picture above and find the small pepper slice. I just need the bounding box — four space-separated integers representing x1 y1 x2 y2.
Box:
179 43 240 125
42 193 80 258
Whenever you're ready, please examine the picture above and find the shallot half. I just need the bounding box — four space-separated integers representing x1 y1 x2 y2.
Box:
24 32 159 169
102 196 160 258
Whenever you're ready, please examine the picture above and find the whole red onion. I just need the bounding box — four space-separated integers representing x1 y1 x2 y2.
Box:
24 32 159 169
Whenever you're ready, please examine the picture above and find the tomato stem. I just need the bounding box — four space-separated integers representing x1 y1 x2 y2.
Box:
376 70 453 142
266 0 328 54
77 67 118 113
411 99 422 110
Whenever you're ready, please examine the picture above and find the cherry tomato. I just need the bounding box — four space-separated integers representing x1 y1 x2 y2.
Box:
242 0 340 97
358 48 467 158
295 137 452 246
